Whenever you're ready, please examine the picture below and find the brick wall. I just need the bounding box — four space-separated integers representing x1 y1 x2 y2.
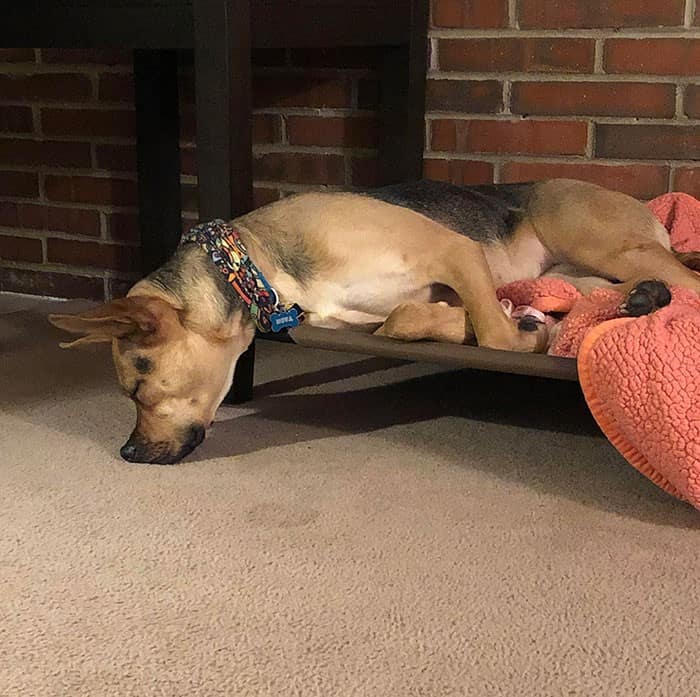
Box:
2 0 700 300
427 0 700 198
0 47 381 299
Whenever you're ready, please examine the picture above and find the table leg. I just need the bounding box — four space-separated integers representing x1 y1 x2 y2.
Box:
134 49 182 274
377 0 429 184
194 0 255 403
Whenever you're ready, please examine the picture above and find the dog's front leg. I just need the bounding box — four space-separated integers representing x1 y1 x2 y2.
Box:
375 302 473 344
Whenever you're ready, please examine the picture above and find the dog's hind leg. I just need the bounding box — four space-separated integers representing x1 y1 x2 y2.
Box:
379 236 548 352
543 264 618 295
529 180 700 309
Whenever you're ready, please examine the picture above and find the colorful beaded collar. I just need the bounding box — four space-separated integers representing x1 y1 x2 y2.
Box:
181 219 303 333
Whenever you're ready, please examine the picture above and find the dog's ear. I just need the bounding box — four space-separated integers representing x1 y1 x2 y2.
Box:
48 297 162 349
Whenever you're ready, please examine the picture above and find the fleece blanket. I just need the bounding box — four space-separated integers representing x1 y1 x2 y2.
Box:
496 193 700 510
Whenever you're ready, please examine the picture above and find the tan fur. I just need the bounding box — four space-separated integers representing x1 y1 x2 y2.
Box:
49 179 700 463
50 294 254 463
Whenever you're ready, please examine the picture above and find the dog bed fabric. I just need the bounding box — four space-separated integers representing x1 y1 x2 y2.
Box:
496 193 700 509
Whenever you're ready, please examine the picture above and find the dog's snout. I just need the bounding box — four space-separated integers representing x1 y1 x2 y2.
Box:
119 433 155 464
187 424 206 448
118 424 206 464
120 442 139 462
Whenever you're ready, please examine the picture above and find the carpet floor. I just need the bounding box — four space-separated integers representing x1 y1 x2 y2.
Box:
1 294 698 696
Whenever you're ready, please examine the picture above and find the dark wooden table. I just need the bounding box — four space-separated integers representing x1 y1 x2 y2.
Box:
6 0 429 401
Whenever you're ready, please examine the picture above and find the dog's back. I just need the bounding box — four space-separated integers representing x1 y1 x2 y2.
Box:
364 180 535 243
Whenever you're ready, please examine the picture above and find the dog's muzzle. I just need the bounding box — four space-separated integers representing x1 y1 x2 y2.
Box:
120 424 206 464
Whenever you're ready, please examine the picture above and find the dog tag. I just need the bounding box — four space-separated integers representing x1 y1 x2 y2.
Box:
269 307 302 332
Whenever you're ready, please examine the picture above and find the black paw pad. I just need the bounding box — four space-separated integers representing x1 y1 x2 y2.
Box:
518 316 540 332
623 280 672 317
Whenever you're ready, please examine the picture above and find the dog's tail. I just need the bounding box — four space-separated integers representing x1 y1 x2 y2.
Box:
674 250 700 271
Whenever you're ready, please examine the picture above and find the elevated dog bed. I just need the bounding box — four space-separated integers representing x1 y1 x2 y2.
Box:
286 192 700 511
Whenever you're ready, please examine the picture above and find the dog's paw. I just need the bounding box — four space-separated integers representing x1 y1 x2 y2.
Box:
621 280 671 317
375 302 431 341
516 320 549 353
517 316 541 333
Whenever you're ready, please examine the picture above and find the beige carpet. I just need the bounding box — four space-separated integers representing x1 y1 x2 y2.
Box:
1 293 698 697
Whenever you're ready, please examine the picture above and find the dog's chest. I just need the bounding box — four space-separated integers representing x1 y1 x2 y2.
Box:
310 269 434 327
276 253 434 328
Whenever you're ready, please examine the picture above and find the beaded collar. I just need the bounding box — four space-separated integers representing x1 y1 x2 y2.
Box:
181 219 303 333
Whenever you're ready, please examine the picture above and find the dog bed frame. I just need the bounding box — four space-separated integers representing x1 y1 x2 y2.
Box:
287 326 579 382
227 326 577 404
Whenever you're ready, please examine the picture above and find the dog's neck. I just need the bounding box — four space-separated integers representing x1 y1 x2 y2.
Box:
129 242 255 336
129 216 297 337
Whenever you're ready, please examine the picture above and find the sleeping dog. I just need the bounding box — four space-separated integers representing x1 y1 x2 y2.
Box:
50 178 700 464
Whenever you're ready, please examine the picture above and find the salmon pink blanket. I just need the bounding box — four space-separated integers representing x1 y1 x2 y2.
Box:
496 193 700 509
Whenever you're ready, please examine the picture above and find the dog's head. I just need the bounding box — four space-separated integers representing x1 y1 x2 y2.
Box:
49 294 255 464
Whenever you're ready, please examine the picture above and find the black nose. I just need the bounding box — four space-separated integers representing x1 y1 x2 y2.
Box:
187 424 206 448
120 442 138 462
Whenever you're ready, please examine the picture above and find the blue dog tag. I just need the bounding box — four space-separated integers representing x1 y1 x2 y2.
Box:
270 307 301 332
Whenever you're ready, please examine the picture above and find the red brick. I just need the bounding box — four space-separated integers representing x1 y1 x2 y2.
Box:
95 144 137 172
47 238 140 272
0 171 39 198
290 47 382 69
286 116 378 148
0 139 92 168
0 49 35 62
253 114 283 144
501 162 669 199
512 82 675 118
0 106 34 133
48 208 101 236
674 167 700 198
106 213 139 244
432 0 507 28
0 235 43 263
0 267 104 299
423 159 495 185
41 49 130 65
98 73 135 101
351 157 379 187
596 124 700 160
426 80 502 113
439 38 595 73
0 202 39 229
431 119 588 155
684 85 700 118
253 77 351 109
605 39 700 75
254 153 345 184
253 187 280 208
42 108 136 138
0 203 100 236
518 0 685 29
45 176 138 207
0 73 92 102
